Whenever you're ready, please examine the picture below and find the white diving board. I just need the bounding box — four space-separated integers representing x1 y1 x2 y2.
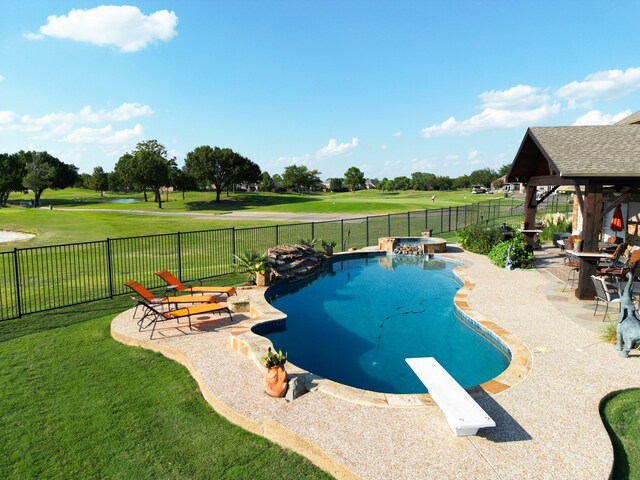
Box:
406 357 495 436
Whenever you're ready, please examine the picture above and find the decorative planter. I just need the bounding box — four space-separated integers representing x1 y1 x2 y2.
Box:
323 246 334 256
255 272 270 287
264 365 288 397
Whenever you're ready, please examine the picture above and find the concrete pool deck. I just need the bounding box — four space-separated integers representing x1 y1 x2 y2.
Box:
111 246 640 479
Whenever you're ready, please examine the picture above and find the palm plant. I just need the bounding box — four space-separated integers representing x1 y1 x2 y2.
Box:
234 250 270 282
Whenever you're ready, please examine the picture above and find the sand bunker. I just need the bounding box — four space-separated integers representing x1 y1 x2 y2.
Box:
0 231 35 243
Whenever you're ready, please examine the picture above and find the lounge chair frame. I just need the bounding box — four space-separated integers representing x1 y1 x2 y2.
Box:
137 299 232 339
155 270 236 297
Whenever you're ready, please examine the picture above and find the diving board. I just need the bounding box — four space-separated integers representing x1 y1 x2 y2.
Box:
406 357 495 436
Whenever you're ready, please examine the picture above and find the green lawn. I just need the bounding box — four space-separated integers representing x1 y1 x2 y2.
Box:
1 188 519 250
0 278 333 479
8 187 506 214
601 389 640 479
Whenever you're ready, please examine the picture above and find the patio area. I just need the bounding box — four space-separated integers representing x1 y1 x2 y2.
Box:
111 246 640 480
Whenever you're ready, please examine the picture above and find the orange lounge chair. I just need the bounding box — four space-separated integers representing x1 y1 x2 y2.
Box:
137 299 232 339
125 280 217 310
155 270 237 297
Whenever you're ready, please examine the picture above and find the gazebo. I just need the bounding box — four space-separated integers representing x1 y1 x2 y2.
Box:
506 115 640 299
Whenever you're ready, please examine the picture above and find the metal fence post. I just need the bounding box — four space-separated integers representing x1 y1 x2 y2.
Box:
275 224 279 245
231 227 236 263
311 222 315 239
13 248 21 318
425 209 428 228
341 220 344 251
440 207 444 233
366 217 369 246
106 239 113 299
476 202 480 223
176 232 182 280
407 212 411 236
448 207 452 232
387 214 391 236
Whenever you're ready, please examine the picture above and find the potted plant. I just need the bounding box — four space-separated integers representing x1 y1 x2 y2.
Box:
262 347 288 397
573 237 583 252
321 239 337 256
234 250 272 286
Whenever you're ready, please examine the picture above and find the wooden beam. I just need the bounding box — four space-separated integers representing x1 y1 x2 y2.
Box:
574 185 585 221
575 182 603 300
523 185 538 248
527 176 577 186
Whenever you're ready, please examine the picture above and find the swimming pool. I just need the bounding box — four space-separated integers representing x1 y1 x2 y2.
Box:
264 254 510 394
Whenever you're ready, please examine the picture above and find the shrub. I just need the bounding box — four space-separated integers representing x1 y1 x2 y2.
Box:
539 213 572 241
458 224 503 255
601 323 616 344
488 233 535 269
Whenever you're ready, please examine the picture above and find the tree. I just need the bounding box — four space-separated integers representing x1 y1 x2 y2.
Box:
272 173 283 184
377 177 392 191
114 140 171 208
433 175 453 191
259 172 276 192
168 161 197 200
0 153 26 207
498 163 512 177
410 172 436 191
75 173 91 189
184 146 261 202
391 176 411 190
329 177 344 192
343 166 366 192
468 168 498 187
281 165 321 194
90 166 109 196
21 151 78 207
453 175 471 189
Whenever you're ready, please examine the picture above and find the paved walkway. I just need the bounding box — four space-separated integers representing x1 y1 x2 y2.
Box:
111 246 640 479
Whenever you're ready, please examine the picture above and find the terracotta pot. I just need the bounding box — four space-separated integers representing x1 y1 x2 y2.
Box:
264 365 288 397
324 245 334 256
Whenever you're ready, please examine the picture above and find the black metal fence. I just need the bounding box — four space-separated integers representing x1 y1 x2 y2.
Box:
0 196 571 320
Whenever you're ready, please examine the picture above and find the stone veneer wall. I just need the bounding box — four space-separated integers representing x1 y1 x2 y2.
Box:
267 244 325 282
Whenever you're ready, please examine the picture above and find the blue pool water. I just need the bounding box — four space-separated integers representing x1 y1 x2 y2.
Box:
264 254 510 394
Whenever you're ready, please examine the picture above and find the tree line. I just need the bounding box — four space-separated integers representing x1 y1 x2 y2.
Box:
0 138 511 209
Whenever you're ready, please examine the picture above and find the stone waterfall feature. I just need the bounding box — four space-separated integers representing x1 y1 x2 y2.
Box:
267 245 325 282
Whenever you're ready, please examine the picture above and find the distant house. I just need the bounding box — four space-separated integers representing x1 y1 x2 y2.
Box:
365 178 379 189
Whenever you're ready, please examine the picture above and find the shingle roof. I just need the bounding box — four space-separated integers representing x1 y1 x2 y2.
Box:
615 110 640 125
529 126 640 177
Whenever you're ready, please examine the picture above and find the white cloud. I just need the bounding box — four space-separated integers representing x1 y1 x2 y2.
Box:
479 85 550 110
0 111 16 124
276 137 361 171
410 158 435 171
20 103 154 130
64 123 144 143
422 103 560 138
467 149 479 161
317 138 360 158
0 74 5 82
557 67 640 106
422 82 560 138
23 32 44 40
573 109 633 126
380 144 387 150
28 5 178 52
393 131 402 137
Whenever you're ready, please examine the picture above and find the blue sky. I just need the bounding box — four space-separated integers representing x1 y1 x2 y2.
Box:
2 1 640 179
